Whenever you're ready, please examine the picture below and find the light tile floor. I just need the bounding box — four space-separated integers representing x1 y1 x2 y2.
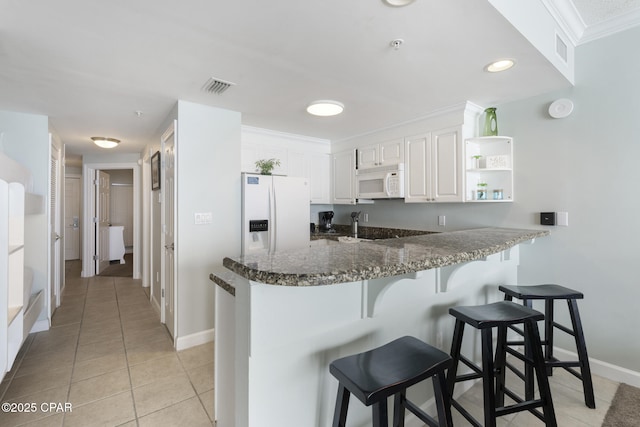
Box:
0 260 618 426
0 261 214 427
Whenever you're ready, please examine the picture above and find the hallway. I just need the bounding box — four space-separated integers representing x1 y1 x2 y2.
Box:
0 261 214 426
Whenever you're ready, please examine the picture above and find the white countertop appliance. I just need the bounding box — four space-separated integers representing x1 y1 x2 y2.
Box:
241 173 310 255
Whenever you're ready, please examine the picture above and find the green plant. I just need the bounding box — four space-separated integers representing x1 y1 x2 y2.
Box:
255 158 281 175
472 155 482 160
477 182 488 187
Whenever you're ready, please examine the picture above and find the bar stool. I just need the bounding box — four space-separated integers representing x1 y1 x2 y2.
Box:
446 301 557 427
499 284 596 409
329 336 453 427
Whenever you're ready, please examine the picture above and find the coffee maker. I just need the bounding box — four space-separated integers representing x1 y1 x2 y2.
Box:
318 211 334 233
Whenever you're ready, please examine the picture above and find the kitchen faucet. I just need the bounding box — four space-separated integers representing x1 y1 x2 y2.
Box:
351 211 361 238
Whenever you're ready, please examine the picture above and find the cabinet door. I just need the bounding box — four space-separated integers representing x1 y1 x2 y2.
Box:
379 139 404 165
357 144 378 169
309 153 330 204
432 127 463 202
288 151 308 179
241 142 261 173
332 150 356 204
404 134 431 202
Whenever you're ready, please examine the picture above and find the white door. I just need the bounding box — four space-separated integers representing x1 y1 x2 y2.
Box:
161 121 177 339
95 171 111 274
64 177 80 260
50 140 63 316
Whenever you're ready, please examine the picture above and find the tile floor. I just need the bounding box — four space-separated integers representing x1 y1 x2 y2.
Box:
0 261 214 426
0 260 619 426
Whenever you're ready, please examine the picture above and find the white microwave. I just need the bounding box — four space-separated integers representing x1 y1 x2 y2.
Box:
356 163 405 199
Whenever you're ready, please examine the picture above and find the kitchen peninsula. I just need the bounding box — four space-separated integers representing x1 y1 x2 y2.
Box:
213 227 549 427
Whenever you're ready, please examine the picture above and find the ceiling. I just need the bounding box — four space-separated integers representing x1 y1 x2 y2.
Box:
1 0 639 159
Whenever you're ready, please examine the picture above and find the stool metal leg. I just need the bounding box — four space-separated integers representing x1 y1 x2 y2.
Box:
446 319 465 397
525 320 557 427
481 328 497 427
433 371 454 427
545 299 554 376
393 392 406 427
332 384 350 427
495 325 508 408
372 400 389 427
568 299 596 408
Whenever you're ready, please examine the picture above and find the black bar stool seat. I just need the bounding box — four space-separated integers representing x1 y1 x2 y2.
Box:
330 336 453 427
500 284 596 409
446 301 557 427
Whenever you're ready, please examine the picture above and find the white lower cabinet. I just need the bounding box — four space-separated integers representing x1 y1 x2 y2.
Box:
405 127 463 203
331 149 356 204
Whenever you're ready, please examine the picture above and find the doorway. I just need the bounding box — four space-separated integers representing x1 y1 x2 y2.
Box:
99 169 134 277
81 161 141 279
64 175 81 261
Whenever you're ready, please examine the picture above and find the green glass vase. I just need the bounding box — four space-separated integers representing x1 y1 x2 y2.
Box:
483 107 498 136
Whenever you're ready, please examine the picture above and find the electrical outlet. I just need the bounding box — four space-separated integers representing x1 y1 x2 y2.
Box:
557 212 569 226
195 212 213 224
438 215 446 226
363 213 369 223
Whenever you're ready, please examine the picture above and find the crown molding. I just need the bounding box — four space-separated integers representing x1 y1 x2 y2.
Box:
580 8 640 44
542 0 640 46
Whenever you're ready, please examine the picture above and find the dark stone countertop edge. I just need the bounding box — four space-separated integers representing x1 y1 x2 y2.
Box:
209 269 236 297
222 228 550 287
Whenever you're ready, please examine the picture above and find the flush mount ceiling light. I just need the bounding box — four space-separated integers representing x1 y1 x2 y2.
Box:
484 59 516 73
91 137 120 149
382 0 416 6
306 100 344 117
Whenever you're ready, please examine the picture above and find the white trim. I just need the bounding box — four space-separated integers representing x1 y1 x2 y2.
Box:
175 328 214 351
242 125 330 146
29 319 50 334
553 347 640 388
542 0 640 46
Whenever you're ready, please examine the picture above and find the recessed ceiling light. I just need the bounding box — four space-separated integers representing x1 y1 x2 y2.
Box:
382 0 416 7
91 137 120 149
485 59 516 73
306 100 344 117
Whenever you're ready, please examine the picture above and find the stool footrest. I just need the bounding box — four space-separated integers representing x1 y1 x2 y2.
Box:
496 400 546 422
404 398 441 427
553 321 575 337
505 360 526 382
451 399 482 427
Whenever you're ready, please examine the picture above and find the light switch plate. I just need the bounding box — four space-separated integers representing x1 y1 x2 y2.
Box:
557 211 568 226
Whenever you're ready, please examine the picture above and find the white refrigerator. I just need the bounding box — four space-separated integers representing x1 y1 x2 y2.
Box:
241 173 310 255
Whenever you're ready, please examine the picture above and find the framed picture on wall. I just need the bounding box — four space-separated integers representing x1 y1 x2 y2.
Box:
151 151 161 190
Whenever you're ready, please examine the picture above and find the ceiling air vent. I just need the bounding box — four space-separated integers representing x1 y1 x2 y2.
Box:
201 77 236 94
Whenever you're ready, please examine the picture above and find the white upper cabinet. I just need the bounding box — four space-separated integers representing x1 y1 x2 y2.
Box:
357 139 404 169
404 127 463 203
331 149 356 205
309 153 330 204
465 136 513 202
241 127 331 204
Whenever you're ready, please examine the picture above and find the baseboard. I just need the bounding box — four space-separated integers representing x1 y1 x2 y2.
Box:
554 347 640 388
29 319 50 334
175 328 215 351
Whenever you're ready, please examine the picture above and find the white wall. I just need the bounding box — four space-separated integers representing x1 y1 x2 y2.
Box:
175 101 241 346
335 25 640 375
0 111 50 325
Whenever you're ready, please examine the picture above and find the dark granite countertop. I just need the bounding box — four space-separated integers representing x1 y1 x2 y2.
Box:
222 227 549 287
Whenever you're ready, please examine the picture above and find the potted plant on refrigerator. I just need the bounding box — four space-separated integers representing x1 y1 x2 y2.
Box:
255 158 281 175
